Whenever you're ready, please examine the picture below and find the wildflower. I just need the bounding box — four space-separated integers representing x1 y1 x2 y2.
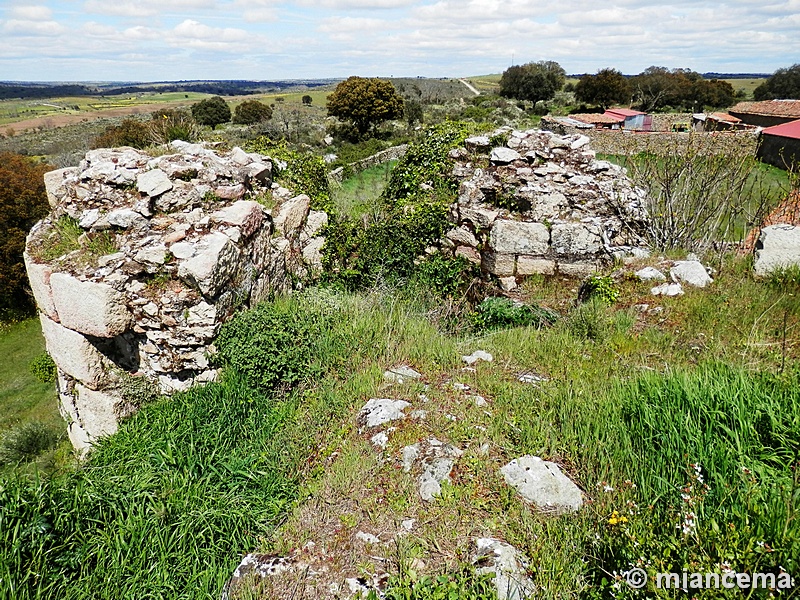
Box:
604 484 614 493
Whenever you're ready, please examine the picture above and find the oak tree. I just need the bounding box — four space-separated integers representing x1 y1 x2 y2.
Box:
326 77 404 137
191 96 231 130
499 61 566 104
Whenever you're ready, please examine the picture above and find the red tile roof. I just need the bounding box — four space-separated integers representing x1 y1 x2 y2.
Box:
605 108 647 118
762 118 800 140
730 100 800 119
571 113 623 124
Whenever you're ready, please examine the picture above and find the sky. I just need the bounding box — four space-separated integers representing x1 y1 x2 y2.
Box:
0 0 798 82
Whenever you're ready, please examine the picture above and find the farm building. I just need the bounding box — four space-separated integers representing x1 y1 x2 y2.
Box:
729 100 800 128
568 113 624 129
757 119 800 170
692 112 745 131
604 108 652 131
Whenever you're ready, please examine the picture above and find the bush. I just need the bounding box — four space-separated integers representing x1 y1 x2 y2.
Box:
232 99 272 125
0 421 59 465
90 118 149 149
148 108 200 144
214 300 326 393
578 275 620 305
411 254 477 299
0 152 52 314
470 296 559 332
29 352 56 383
191 96 231 130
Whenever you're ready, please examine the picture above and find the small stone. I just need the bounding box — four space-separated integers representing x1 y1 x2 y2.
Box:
651 282 684 296
358 398 410 429
137 169 173 197
371 431 389 449
635 266 666 281
462 350 493 365
670 261 713 288
402 444 420 473
383 365 422 384
490 147 521 163
355 531 380 545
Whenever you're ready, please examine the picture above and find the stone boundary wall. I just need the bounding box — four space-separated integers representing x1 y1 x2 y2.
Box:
26 142 327 453
329 144 408 182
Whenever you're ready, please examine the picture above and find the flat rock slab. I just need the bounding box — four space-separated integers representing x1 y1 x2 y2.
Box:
383 365 422 384
635 266 666 282
137 169 173 197
651 282 684 297
491 147 521 163
39 315 109 388
211 200 264 238
50 273 132 337
501 455 583 514
474 538 535 600
358 398 410 429
670 260 712 287
490 220 550 255
754 225 800 276
462 350 493 365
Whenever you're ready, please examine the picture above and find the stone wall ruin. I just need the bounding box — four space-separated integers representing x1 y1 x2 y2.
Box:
443 128 651 290
25 142 326 453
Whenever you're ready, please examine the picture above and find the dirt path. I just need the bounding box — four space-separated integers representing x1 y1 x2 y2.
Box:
458 78 481 96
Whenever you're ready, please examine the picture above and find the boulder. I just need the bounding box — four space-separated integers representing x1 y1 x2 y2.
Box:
210 200 265 238
501 455 583 514
651 282 684 296
273 194 311 238
754 225 800 276
24 253 57 319
49 273 131 337
670 260 712 287
43 167 77 207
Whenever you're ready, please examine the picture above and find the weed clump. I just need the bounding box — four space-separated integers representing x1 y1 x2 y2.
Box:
471 296 559 332
0 421 59 465
28 352 56 383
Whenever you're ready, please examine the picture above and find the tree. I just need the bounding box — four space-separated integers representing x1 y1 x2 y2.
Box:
754 64 800 100
191 96 231 130
574 68 631 110
326 77 404 137
232 100 273 125
0 153 52 314
301 95 313 105
499 61 566 104
404 99 424 127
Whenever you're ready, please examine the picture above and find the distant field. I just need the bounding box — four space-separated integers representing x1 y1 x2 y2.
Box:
721 78 766 99
467 74 501 93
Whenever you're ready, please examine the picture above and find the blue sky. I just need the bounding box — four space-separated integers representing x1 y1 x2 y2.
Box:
1 0 798 81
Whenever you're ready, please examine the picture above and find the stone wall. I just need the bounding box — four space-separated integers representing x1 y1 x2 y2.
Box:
25 142 326 453
329 144 408 182
443 128 650 290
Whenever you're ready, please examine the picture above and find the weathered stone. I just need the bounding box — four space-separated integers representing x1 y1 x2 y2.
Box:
79 208 100 229
177 232 240 297
445 226 479 247
460 206 499 229
670 260 712 287
50 273 131 337
651 282 684 296
39 315 108 388
137 169 173 197
273 194 311 238
301 237 325 272
73 384 121 441
550 223 602 255
754 224 800 276
24 253 57 319
462 350 493 365
302 211 328 239
211 200 264 238
491 147 521 163
169 241 195 259
455 246 481 265
465 136 491 152
516 256 555 276
358 398 410 429
134 244 167 266
383 365 422 384
558 262 599 277
215 184 246 201
186 301 217 326
244 162 271 186
482 252 516 276
107 208 147 229
419 458 456 501
501 455 583 514
635 266 666 281
43 167 78 207
474 538 536 600
490 220 549 255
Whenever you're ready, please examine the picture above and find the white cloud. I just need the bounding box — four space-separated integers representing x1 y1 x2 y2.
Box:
2 18 66 36
82 0 219 18
9 6 53 20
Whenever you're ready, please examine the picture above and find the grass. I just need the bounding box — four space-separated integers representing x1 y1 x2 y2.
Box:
331 160 397 219
0 319 60 434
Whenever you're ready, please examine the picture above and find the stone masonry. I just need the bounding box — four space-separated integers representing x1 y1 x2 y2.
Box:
444 128 650 287
25 142 326 453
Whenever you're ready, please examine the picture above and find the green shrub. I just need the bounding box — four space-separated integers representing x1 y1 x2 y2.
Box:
767 264 800 289
245 138 332 212
214 300 326 393
28 352 56 383
90 118 150 150
148 108 200 144
0 421 59 465
470 296 559 332
412 254 477 299
379 568 496 600
565 297 610 341
578 275 620 305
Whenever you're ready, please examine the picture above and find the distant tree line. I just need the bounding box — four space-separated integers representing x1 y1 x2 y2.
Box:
754 64 800 100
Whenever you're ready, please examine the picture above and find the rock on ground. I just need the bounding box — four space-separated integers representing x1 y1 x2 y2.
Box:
754 225 800 276
500 455 583 514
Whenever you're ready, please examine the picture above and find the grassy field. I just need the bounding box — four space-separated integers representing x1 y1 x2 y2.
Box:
331 160 397 218
0 318 60 433
722 77 767 100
